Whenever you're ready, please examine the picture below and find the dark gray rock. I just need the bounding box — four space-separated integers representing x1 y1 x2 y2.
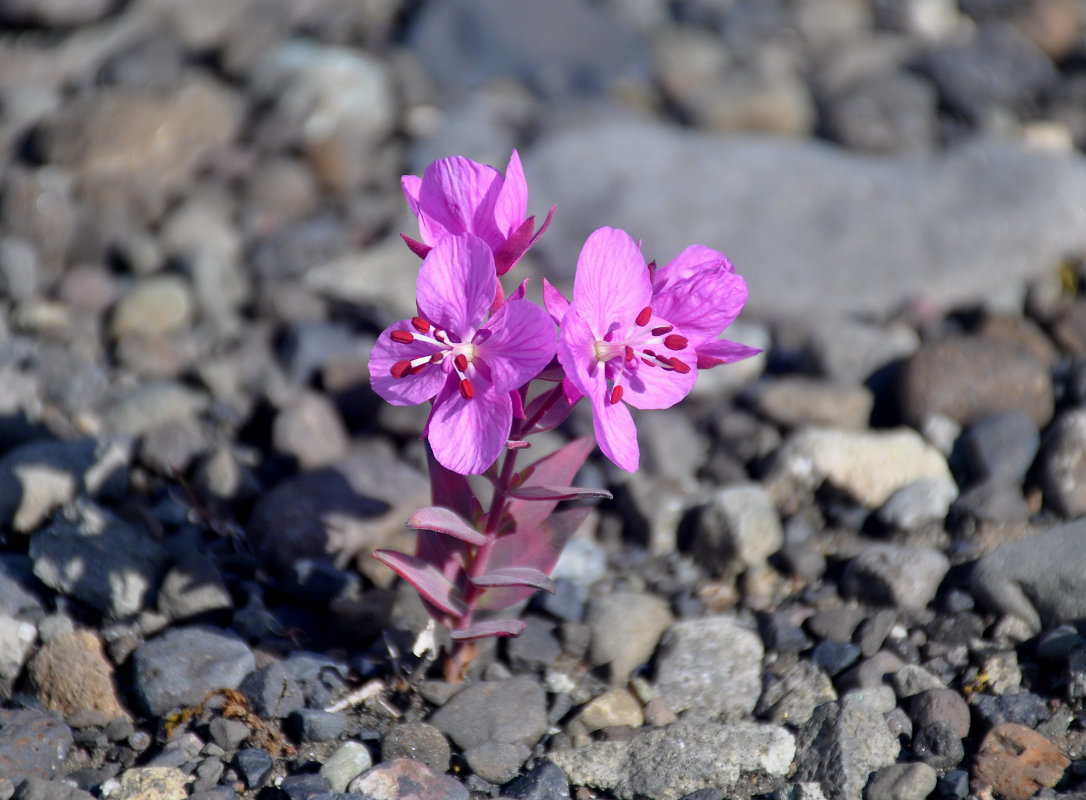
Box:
1039 409 1086 517
11 778 93 800
842 545 949 610
971 520 1086 633
279 773 331 800
822 71 939 154
30 503 168 620
794 696 900 800
381 722 450 773
239 662 305 719
811 640 861 676
502 760 571 800
289 709 347 743
910 688 971 738
406 0 649 98
757 657 838 727
912 720 964 769
972 692 1051 731
921 23 1058 121
951 478 1032 523
0 556 45 617
156 552 232 621
959 411 1040 484
281 652 350 709
132 626 256 716
209 717 250 751
898 335 1053 429
505 616 562 674
464 740 531 784
235 747 274 790
428 678 547 751
864 763 938 800
0 708 73 783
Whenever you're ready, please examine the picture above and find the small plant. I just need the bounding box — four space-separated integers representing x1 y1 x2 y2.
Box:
368 150 757 680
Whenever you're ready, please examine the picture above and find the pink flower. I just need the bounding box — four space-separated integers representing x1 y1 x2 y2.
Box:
369 233 556 475
555 227 698 472
650 245 761 368
400 150 555 276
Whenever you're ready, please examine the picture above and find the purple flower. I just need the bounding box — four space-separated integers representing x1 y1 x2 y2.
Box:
400 150 555 276
650 245 761 369
555 227 698 472
369 233 556 475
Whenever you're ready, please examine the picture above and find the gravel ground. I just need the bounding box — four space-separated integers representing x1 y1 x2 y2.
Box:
4 1 1086 799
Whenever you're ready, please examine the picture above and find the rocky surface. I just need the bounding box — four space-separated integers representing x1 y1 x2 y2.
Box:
3 1 1086 799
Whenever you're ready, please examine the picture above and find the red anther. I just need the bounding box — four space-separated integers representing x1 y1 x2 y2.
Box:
643 348 657 358
670 358 691 374
641 357 656 367
459 378 475 400
610 385 624 405
651 325 673 336
625 345 635 361
635 306 652 326
454 353 469 372
411 316 430 333
390 330 415 344
409 362 428 375
430 352 443 363
664 334 688 350
390 360 412 378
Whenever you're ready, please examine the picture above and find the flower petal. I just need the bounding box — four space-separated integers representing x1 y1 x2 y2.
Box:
592 385 639 472
417 156 504 247
477 297 556 393
368 320 448 405
652 272 748 347
428 380 512 474
493 149 528 239
654 245 733 291
620 326 697 410
573 227 651 335
402 174 423 217
696 339 763 369
556 309 602 400
416 234 496 336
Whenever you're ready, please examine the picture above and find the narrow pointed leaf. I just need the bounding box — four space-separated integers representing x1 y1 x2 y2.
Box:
450 619 526 641
470 567 556 594
505 437 595 534
373 549 468 618
507 485 612 501
473 505 592 611
406 506 487 546
400 233 432 259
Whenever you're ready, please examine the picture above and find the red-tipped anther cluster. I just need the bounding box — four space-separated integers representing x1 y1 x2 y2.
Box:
387 315 477 400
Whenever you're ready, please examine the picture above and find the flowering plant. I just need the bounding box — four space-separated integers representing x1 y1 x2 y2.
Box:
368 150 756 679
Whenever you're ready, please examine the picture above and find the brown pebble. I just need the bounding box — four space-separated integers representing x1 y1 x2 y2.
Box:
972 722 1069 800
28 629 129 720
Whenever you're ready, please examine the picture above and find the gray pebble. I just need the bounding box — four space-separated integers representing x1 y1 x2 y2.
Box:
587 591 673 683
959 410 1040 483
691 483 783 574
842 545 949 610
209 717 250 751
654 615 764 719
502 760 571 800
319 741 374 793
877 477 958 530
428 678 547 751
290 709 347 743
463 740 531 784
864 762 938 800
156 553 232 622
239 662 306 719
912 720 964 769
132 626 255 716
381 722 451 773
505 616 562 674
11 778 93 800
910 688 970 738
0 707 73 783
234 747 274 790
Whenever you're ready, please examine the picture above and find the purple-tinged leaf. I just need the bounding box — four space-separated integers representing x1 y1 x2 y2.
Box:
373 549 468 618
507 485 612 501
470 567 556 594
523 383 574 435
474 505 592 611
406 506 486 546
450 619 526 640
505 437 595 534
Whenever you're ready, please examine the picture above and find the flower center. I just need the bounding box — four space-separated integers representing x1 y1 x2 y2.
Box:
592 306 691 404
389 316 479 400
